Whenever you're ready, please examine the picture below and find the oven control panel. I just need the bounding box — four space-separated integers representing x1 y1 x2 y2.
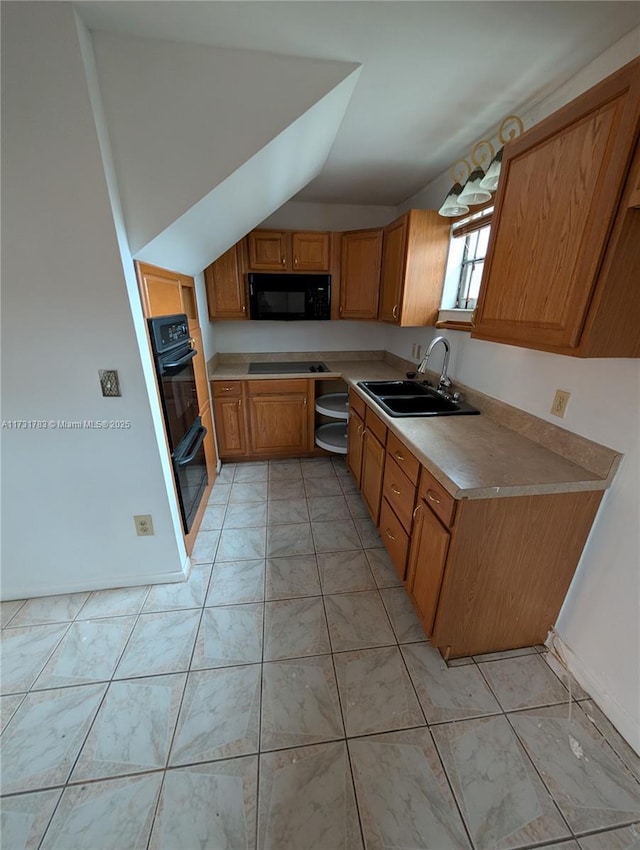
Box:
148 314 189 355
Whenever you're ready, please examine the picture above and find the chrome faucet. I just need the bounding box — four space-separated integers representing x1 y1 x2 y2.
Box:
417 336 452 392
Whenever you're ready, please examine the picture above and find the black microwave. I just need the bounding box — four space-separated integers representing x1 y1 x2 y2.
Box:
248 273 331 321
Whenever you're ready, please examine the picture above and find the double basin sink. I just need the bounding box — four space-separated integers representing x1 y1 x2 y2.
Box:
357 380 480 418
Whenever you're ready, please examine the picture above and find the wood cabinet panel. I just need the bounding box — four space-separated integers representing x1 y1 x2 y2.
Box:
379 497 410 580
386 432 420 484
379 210 450 326
213 396 247 458
364 405 387 446
190 327 209 413
431 490 602 657
339 229 383 319
473 57 640 357
378 215 407 322
347 409 364 484
406 501 450 636
418 466 456 528
361 428 386 524
205 244 247 319
382 456 416 533
212 381 242 398
247 231 288 270
199 402 218 480
248 393 308 454
291 232 330 271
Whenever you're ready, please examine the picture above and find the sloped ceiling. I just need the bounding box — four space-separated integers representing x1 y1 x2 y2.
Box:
90 31 360 273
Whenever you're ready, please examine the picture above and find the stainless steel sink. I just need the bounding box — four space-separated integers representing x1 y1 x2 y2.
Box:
357 381 480 418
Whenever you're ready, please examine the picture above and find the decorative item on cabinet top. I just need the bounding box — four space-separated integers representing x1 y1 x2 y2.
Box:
438 115 524 217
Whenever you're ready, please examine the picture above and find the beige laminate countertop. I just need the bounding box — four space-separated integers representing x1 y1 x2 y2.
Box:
209 358 619 500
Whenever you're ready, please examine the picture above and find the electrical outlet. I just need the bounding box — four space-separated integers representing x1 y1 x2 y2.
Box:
134 514 154 536
550 390 571 418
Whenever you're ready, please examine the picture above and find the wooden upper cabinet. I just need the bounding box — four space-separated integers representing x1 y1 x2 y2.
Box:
247 230 288 270
204 243 247 320
136 262 198 329
473 57 640 357
339 229 383 319
291 232 330 271
247 230 330 272
378 210 450 326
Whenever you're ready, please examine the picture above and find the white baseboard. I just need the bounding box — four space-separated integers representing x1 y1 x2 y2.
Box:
1 557 191 601
546 630 640 755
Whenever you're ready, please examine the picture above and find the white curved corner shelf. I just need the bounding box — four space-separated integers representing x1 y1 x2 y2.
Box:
315 392 349 420
315 422 348 454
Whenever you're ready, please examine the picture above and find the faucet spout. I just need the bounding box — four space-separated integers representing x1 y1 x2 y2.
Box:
417 336 452 392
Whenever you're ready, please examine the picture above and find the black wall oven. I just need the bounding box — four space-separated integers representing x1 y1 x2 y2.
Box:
148 314 208 534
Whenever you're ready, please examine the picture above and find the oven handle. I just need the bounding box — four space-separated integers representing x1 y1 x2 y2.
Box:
161 348 197 370
175 424 207 466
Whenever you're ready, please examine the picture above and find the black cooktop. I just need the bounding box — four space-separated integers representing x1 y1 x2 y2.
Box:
248 361 330 374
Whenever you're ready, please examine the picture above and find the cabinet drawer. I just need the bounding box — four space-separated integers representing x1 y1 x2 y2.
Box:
349 388 366 420
379 497 410 581
386 432 420 483
418 466 456 528
212 380 243 398
247 379 307 395
365 406 387 445
383 456 417 533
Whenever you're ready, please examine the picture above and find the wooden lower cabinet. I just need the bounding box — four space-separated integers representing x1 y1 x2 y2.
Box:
346 409 364 482
406 498 450 636
247 380 310 456
212 378 313 460
347 389 606 660
360 428 386 524
212 393 247 458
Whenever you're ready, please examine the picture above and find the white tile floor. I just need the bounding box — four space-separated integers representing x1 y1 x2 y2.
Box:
1 456 639 849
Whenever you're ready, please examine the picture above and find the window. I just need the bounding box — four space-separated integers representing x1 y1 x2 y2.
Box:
456 221 491 309
439 206 493 322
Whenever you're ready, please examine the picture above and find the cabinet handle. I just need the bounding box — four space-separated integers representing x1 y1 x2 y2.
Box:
392 304 399 319
294 256 299 267
357 423 363 435
426 490 441 504
413 504 422 519
303 397 307 406
281 257 286 266
394 451 405 462
385 528 396 541
238 399 242 407
391 485 401 495
222 386 235 392
189 337 196 348
339 305 343 315
242 304 246 313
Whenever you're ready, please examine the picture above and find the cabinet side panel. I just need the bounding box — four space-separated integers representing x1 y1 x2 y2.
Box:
431 491 603 657
401 210 450 327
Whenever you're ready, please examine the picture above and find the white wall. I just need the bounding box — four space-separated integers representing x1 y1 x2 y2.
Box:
1 2 186 599
391 31 640 750
90 31 360 274
213 320 387 355
261 201 398 231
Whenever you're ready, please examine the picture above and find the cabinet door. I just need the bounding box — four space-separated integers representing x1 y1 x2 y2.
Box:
205 244 247 319
340 229 383 319
248 392 309 455
137 264 183 317
291 232 330 271
474 59 640 352
247 231 288 270
378 215 407 322
346 410 364 484
213 397 247 458
360 429 386 524
406 502 450 637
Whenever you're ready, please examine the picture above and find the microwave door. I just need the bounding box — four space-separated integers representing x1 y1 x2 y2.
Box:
255 288 306 320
